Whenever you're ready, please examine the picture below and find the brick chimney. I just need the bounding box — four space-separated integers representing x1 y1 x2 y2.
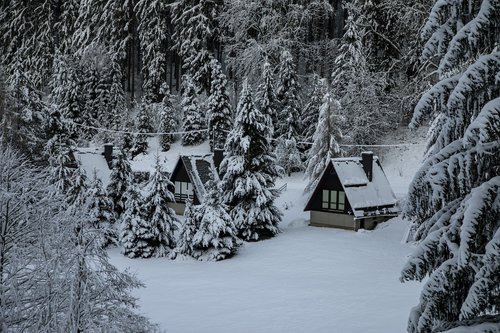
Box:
361 151 374 182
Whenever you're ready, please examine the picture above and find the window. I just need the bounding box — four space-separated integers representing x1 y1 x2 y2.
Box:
174 181 194 202
322 190 346 211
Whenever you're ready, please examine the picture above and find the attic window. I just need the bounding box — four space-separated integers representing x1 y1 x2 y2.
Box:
174 181 194 202
322 190 346 211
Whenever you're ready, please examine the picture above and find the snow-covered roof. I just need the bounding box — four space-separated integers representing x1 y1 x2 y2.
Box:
331 157 398 218
177 154 219 202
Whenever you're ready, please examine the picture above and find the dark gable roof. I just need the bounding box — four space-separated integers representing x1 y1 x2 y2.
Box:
177 154 219 202
305 156 399 219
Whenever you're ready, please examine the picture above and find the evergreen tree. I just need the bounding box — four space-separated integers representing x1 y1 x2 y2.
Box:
173 200 198 258
107 149 133 217
181 75 205 145
66 163 89 207
137 0 168 103
302 74 327 145
401 0 500 331
276 50 302 140
130 101 152 158
275 137 303 176
207 58 232 150
87 171 117 247
304 91 343 193
119 182 150 258
142 157 179 257
256 60 278 138
191 180 241 261
158 83 178 151
171 0 221 93
48 148 76 195
220 79 283 241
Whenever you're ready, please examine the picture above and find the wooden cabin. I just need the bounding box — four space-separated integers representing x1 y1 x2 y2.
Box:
168 154 221 215
304 152 399 231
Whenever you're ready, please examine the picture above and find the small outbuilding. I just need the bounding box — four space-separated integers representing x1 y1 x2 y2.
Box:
304 152 399 231
167 153 221 215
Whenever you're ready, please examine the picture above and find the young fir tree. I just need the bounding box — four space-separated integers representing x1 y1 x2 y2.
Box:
142 157 179 257
119 182 150 258
302 74 328 145
130 101 152 158
220 79 283 241
207 58 232 151
173 199 198 259
107 149 133 217
87 170 117 247
181 75 205 145
274 136 303 176
48 148 76 195
256 60 278 139
66 163 89 207
191 180 241 261
401 0 500 332
304 91 343 193
159 83 177 151
275 50 301 141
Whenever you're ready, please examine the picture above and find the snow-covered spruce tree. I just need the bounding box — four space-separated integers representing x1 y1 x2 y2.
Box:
87 170 117 247
66 163 89 207
304 91 343 193
142 157 179 257
107 149 133 217
302 74 328 146
276 50 302 140
4 66 47 159
158 83 178 151
191 180 242 261
119 182 151 258
401 1 500 332
256 60 278 139
220 79 283 241
207 58 232 150
130 101 152 158
48 148 77 195
275 136 303 176
137 0 168 103
181 75 205 145
171 0 221 93
173 199 198 258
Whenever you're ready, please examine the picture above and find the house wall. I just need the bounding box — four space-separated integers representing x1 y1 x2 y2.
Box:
307 164 352 213
169 159 200 205
168 202 186 216
309 211 357 230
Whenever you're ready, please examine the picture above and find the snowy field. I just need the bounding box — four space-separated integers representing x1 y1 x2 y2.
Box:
85 130 429 333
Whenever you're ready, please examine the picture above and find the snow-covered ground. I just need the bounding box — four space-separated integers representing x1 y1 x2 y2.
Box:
78 129 426 332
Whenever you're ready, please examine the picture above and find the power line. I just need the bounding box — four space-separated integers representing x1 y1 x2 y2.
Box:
68 121 425 148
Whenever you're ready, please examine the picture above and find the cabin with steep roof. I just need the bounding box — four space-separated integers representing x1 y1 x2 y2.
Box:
168 153 222 215
304 152 399 231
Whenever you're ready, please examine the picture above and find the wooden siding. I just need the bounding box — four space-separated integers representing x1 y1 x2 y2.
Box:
169 158 200 205
309 211 357 230
305 163 352 214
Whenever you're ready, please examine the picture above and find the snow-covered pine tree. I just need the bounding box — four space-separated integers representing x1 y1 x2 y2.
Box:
107 149 133 217
119 182 150 258
173 199 198 258
142 157 179 257
181 75 205 145
276 50 302 140
304 90 343 193
207 58 232 150
130 101 152 158
87 170 117 247
256 60 278 139
137 0 168 103
401 0 500 332
171 0 221 93
191 180 241 261
66 163 89 207
302 74 328 145
275 136 303 176
158 83 178 151
48 148 77 195
220 79 283 241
